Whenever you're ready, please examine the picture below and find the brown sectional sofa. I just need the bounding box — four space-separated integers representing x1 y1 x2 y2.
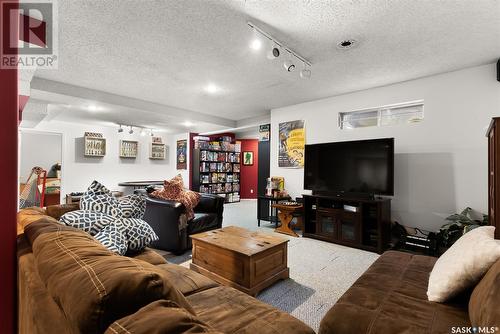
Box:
17 206 314 334
18 205 500 334
319 251 500 334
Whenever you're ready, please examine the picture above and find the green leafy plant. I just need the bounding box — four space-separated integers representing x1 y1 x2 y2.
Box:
437 207 488 248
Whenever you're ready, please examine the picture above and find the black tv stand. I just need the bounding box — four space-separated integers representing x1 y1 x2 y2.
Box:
302 194 391 254
312 191 377 200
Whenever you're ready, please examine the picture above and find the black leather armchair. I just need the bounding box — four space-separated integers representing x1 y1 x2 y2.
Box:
142 193 224 255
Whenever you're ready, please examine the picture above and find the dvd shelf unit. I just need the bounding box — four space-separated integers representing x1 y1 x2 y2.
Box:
302 194 391 254
192 138 241 203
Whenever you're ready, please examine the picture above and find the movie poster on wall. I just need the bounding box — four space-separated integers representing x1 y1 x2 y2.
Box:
259 124 270 142
278 120 305 168
176 140 187 170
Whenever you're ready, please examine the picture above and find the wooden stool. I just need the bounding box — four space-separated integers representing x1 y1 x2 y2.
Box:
271 204 303 237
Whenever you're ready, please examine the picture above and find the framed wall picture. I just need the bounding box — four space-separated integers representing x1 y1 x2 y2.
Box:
278 120 305 168
84 132 106 157
176 139 187 169
243 151 254 166
259 124 270 142
119 140 138 158
150 142 166 159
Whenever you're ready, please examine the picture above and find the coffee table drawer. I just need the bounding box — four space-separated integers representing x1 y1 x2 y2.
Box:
192 242 246 285
252 245 287 284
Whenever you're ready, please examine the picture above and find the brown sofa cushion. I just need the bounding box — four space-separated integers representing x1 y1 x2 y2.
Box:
105 300 222 334
17 207 47 235
469 259 500 327
18 250 73 334
31 224 195 333
156 263 219 296
130 248 168 265
23 216 81 247
45 203 80 220
187 286 314 334
319 251 470 334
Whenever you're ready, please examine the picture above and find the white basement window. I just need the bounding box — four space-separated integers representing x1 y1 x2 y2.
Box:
339 100 424 129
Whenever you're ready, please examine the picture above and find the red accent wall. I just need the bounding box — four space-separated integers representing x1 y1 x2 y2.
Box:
239 139 258 199
0 0 19 331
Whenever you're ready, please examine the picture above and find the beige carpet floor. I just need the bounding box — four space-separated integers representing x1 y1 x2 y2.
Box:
163 200 379 332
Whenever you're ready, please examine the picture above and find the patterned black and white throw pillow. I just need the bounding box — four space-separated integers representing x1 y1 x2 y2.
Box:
64 181 155 254
94 220 128 255
60 209 115 236
119 195 146 219
121 218 158 252
80 180 121 217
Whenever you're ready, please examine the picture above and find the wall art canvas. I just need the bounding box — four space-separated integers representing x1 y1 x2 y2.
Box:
259 124 270 142
243 151 254 165
176 139 187 169
278 120 305 168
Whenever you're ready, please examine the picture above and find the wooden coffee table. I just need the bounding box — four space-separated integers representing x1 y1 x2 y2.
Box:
190 226 289 296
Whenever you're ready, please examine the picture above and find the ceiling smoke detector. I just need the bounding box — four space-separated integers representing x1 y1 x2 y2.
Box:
337 39 356 49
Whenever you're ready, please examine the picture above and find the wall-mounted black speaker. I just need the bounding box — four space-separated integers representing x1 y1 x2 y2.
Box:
497 58 500 82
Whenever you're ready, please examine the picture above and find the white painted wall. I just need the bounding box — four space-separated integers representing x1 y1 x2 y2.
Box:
30 120 176 197
19 130 62 182
270 64 500 231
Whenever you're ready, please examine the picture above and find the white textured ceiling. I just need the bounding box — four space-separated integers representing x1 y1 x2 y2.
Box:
33 0 500 129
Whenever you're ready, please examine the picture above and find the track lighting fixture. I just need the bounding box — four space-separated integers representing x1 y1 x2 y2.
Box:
283 60 295 72
283 52 295 72
248 21 311 77
300 62 311 79
118 124 157 136
267 44 280 60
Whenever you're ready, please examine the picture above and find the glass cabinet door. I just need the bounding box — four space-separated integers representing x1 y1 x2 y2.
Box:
316 211 337 239
339 214 361 243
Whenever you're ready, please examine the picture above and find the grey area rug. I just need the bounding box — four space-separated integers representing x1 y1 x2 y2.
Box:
166 237 378 332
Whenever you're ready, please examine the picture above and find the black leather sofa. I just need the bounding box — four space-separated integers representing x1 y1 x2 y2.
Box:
142 193 224 254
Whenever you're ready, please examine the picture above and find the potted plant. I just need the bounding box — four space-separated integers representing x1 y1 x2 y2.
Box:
437 207 488 249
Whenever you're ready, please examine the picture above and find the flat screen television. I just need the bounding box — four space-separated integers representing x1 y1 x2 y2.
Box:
304 138 394 196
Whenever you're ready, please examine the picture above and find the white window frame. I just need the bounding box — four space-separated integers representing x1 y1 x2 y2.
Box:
339 100 424 129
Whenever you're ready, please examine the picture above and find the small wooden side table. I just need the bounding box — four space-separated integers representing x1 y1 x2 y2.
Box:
272 204 303 237
257 195 291 227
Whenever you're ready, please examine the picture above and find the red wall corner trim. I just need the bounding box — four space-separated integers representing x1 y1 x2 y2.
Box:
19 94 29 123
0 0 19 332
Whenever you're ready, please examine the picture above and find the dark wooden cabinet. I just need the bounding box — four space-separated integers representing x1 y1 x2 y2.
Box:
303 194 391 253
487 117 500 239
